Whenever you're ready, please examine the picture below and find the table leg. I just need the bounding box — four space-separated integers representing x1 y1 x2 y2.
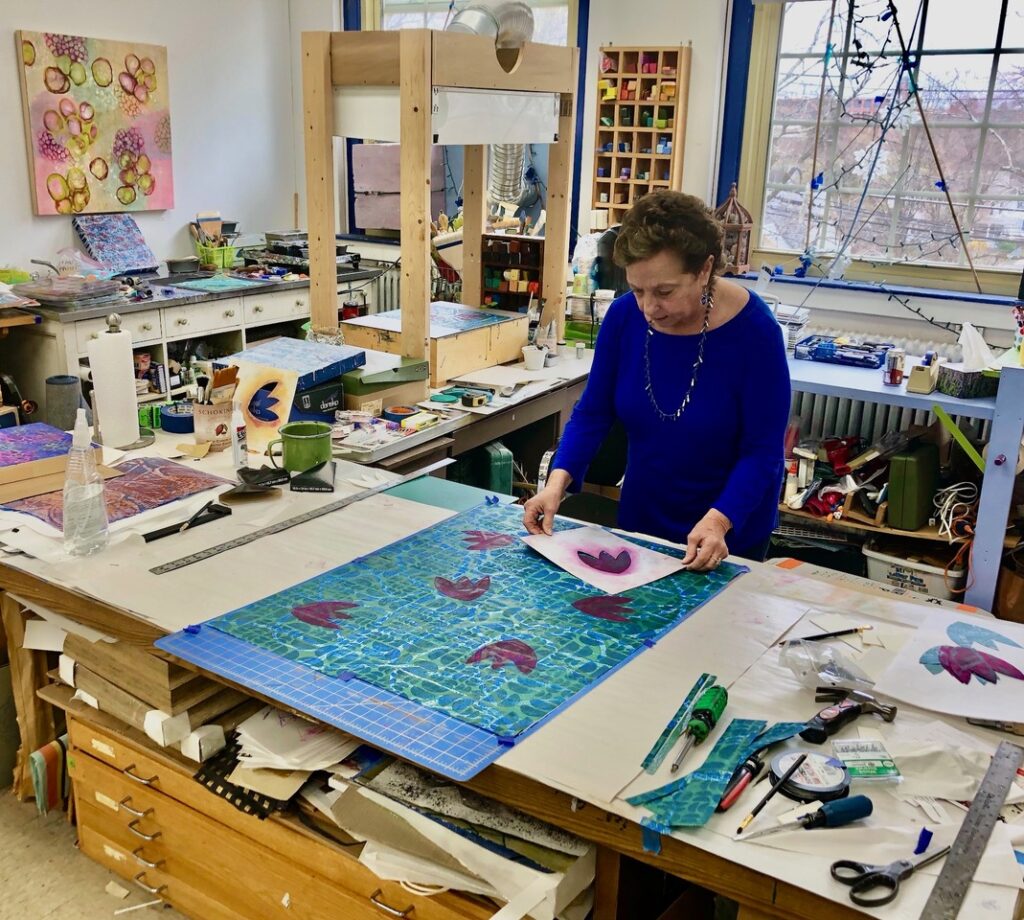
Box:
1 593 55 800
593 846 622 920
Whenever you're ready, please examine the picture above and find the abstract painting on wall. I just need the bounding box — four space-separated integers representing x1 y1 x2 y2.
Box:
16 31 173 215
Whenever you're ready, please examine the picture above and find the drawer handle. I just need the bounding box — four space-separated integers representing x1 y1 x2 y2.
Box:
253 305 264 313
140 323 152 332
295 299 305 307
127 818 162 841
176 317 188 326
118 797 152 818
122 764 158 786
133 872 167 896
90 332 99 339
224 309 235 318
132 846 166 869
369 890 413 918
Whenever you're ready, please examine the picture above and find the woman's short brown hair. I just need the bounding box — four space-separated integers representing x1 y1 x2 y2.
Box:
613 190 724 278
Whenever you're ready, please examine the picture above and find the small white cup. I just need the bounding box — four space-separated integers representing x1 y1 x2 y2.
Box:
522 345 546 371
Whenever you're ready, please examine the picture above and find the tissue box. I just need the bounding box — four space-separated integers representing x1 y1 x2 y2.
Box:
936 363 999 400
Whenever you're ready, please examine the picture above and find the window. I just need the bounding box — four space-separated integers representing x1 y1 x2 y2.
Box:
380 0 569 45
756 0 1023 278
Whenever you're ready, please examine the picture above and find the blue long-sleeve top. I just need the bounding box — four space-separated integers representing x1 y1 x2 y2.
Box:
553 288 791 556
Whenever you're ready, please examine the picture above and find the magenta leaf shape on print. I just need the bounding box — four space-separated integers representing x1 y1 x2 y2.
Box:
466 639 537 674
572 595 633 621
462 530 515 551
577 549 632 574
934 646 1024 685
435 575 491 601
291 601 357 629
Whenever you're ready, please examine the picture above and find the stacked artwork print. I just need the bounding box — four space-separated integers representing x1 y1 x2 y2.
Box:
17 31 173 215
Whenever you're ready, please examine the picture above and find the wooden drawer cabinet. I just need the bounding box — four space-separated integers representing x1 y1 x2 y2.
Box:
75 309 162 354
68 714 491 920
163 299 243 338
243 289 310 326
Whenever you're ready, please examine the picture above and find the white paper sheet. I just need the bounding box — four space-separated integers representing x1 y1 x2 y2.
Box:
22 618 66 652
874 618 1024 721
522 527 683 594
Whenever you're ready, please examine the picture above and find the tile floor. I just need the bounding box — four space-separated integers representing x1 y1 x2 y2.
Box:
0 791 185 920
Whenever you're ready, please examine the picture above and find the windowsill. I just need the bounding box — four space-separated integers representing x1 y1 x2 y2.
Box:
736 271 1019 307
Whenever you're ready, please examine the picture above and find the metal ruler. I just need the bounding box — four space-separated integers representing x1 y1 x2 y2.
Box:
150 458 453 575
920 740 1024 920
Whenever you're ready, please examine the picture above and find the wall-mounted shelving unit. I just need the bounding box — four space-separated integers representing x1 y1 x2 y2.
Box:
591 44 691 226
480 233 545 312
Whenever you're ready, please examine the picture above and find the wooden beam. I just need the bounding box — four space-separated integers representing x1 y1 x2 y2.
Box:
330 31 401 86
398 29 433 361
302 31 339 336
593 846 622 920
461 145 487 308
670 45 692 190
539 52 579 338
1 594 55 799
432 33 575 94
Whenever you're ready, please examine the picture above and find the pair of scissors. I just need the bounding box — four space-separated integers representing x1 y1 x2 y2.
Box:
830 846 951 906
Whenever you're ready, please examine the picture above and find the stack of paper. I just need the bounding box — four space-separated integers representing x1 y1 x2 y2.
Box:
236 705 360 771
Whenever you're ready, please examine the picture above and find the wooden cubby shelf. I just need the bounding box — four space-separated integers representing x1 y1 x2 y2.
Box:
592 44 691 225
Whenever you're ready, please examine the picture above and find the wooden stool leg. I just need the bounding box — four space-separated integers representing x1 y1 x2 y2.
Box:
1 594 55 800
593 845 622 920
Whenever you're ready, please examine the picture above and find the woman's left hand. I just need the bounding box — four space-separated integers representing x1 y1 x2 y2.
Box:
682 509 732 572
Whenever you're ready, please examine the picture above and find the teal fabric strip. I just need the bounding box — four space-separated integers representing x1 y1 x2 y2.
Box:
642 718 767 828
640 672 716 774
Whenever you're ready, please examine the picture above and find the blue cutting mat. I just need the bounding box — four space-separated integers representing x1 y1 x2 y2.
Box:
157 627 505 780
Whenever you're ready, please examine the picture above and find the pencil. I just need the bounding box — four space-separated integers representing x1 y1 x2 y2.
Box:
736 752 807 834
778 625 873 645
179 500 214 533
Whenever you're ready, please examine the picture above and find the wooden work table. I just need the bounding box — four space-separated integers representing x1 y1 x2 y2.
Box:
1 446 1021 919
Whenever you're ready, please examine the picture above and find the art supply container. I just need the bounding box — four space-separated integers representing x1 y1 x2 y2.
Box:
522 345 546 371
268 421 333 472
45 374 82 431
193 402 232 452
882 348 905 386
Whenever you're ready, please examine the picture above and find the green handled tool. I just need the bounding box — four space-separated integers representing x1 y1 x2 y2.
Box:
670 684 728 773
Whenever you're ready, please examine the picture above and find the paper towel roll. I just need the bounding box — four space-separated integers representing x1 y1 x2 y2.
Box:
86 314 140 448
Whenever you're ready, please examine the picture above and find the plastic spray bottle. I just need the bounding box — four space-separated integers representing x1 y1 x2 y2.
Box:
63 408 109 556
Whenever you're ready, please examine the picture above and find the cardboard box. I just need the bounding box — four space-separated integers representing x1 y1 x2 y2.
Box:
343 379 429 414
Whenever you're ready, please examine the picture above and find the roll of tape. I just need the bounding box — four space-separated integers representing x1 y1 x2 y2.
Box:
382 405 418 422
429 393 459 404
160 401 195 434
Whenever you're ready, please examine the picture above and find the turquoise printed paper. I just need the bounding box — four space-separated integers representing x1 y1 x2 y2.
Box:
211 502 744 739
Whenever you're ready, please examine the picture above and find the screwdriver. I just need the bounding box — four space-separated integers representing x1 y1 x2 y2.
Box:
670 684 728 773
739 794 873 841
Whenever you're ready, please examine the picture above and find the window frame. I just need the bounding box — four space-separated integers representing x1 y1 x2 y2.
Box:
737 2 1021 296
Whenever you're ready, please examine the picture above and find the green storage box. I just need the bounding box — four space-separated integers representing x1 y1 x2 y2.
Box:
887 442 939 531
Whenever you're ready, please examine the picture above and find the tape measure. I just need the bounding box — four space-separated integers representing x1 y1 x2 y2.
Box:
921 741 1024 920
769 751 850 802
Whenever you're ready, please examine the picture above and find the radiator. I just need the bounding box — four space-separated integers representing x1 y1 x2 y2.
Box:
370 261 461 314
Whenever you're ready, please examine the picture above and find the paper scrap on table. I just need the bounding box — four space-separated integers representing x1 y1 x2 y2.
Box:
522 526 683 594
236 705 360 771
874 618 1024 722
226 764 311 801
22 618 67 652
104 881 130 900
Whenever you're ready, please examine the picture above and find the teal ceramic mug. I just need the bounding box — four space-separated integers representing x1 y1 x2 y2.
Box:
268 421 333 472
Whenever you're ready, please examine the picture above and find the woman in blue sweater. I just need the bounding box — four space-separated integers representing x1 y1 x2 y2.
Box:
523 191 791 571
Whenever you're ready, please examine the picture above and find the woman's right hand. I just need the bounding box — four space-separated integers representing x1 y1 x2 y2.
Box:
522 482 566 536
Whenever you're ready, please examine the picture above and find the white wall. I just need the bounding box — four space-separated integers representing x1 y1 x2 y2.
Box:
0 0 296 267
578 0 730 233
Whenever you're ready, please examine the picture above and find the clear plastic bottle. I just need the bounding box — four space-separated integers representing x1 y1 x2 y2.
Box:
63 408 109 556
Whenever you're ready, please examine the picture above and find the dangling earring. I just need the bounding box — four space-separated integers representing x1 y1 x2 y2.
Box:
699 286 711 307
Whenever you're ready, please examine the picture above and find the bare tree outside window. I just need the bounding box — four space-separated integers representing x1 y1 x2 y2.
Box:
763 0 1024 272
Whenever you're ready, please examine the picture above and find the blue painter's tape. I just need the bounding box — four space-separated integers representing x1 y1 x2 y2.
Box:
497 735 517 747
184 624 201 635
641 823 663 854
914 827 933 855
338 670 356 682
